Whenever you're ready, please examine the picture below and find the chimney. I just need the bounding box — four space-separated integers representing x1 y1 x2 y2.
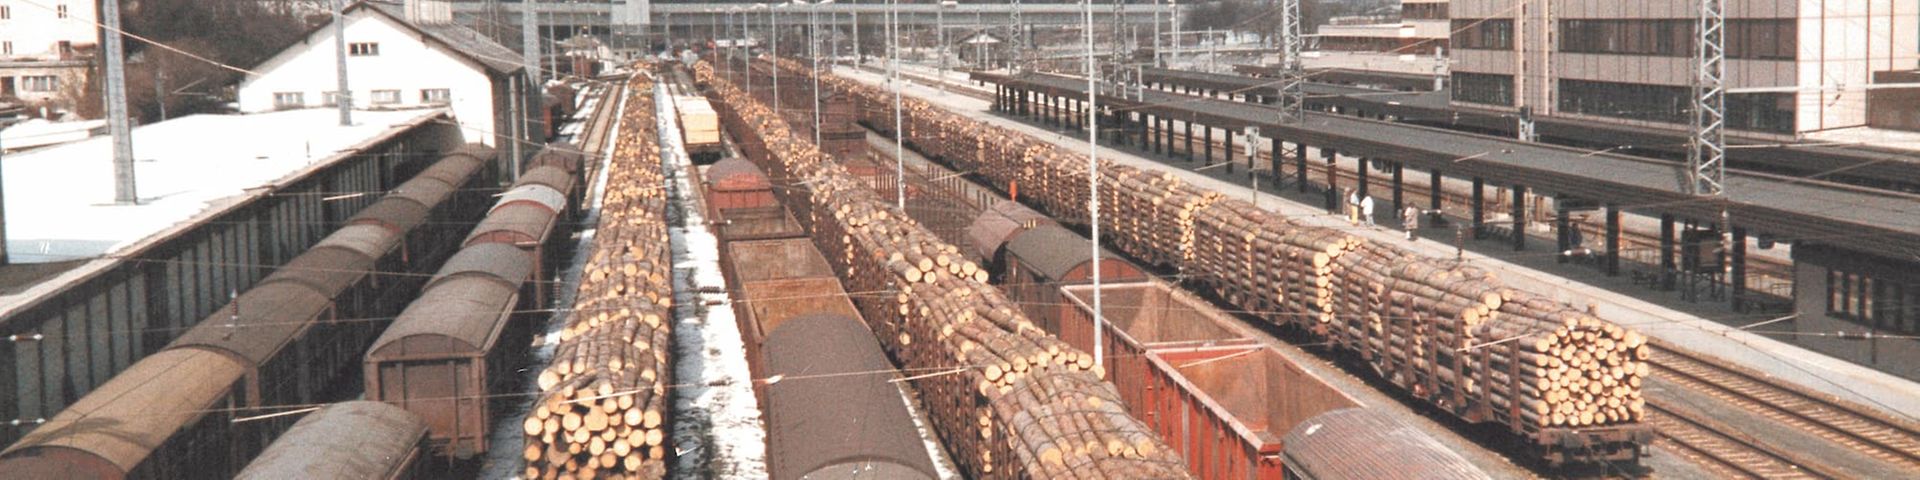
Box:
405 0 452 25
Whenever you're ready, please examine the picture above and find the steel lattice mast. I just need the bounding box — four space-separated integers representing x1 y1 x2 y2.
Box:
1277 0 1304 124
1690 0 1727 197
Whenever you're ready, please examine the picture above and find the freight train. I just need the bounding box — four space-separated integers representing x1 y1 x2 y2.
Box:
798 59 1652 467
967 205 1489 479
701 160 940 480
0 145 501 479
365 144 583 458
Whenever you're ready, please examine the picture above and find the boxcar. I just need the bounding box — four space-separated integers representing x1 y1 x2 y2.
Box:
0 349 253 480
1281 408 1490 480
235 401 430 480
997 223 1146 331
964 199 1055 263
763 314 937 480
364 243 538 458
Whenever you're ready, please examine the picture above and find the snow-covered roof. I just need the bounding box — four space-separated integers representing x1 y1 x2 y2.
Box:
1 108 443 264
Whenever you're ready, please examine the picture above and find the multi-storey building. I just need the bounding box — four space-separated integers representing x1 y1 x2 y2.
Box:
1449 1 1920 137
1318 0 1450 55
0 0 96 106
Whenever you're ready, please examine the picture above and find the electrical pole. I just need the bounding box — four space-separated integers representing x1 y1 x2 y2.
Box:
1277 0 1304 124
1153 0 1162 67
332 0 351 127
1083 0 1103 371
1692 0 1732 301
104 0 137 203
1010 0 1024 72
938 1 947 94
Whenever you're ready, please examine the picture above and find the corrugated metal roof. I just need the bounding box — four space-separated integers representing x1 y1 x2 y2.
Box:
462 203 558 247
764 314 938 480
516 165 574 196
1281 408 1489 480
446 143 498 163
348 197 430 233
493 185 567 215
1005 224 1123 282
369 275 520 357
390 175 457 210
236 401 426 480
170 282 334 366
0 349 247 473
965 200 1053 259
427 243 534 291
264 246 376 295
414 153 487 188
317 224 400 260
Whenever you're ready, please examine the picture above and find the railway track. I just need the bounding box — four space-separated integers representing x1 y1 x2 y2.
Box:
1648 343 1920 477
1643 404 1828 479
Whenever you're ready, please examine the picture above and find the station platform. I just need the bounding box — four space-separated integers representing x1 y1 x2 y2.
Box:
837 66 1920 429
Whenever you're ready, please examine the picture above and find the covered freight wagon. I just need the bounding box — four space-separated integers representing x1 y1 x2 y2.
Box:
998 223 1146 331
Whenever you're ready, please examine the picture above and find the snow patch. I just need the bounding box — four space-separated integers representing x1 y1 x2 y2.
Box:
658 86 769 479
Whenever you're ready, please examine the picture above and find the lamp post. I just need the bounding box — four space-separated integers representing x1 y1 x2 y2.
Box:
803 0 835 146
889 0 905 208
1083 0 1103 370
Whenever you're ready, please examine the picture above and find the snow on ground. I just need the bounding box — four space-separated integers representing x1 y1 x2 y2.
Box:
479 85 628 480
658 86 769 479
1 108 440 263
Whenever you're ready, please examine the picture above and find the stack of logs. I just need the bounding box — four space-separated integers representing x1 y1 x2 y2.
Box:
521 71 676 480
793 62 1648 435
700 60 1191 479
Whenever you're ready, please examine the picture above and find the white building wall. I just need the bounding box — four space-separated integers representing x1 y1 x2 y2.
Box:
0 0 97 60
237 11 499 146
1797 0 1920 132
1452 0 1920 135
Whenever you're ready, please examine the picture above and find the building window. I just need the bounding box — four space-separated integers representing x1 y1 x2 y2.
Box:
1559 19 1794 61
321 91 344 107
2 42 11 56
371 89 401 105
1451 19 1513 50
421 88 451 104
56 4 67 19
349 42 380 56
1452 72 1513 106
20 75 58 92
1 5 11 20
273 92 305 109
1403 3 1447 21
1558 79 1795 133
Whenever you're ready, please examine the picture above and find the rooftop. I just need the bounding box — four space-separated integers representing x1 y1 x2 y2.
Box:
1 108 444 265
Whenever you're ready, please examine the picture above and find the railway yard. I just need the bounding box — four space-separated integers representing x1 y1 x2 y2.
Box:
2 49 1920 480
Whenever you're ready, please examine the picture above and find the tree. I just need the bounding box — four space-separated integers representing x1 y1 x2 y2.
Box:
76 0 314 122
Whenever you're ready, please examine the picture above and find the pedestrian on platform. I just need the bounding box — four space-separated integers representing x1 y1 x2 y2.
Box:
1360 194 1376 227
1403 206 1421 240
1346 188 1360 224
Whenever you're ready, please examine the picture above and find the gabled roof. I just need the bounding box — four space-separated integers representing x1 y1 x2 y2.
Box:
271 1 525 76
